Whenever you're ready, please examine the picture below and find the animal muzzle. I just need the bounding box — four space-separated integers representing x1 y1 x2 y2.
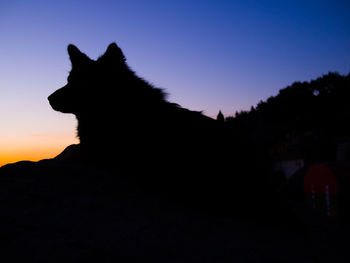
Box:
48 86 75 114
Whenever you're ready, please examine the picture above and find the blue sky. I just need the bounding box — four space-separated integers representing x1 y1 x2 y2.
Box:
0 0 350 164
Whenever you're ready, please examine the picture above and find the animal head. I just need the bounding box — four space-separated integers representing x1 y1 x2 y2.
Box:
48 43 166 116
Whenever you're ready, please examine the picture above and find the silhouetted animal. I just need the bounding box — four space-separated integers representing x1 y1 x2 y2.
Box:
47 43 252 209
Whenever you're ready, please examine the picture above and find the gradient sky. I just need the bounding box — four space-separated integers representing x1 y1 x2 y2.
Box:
1 0 350 166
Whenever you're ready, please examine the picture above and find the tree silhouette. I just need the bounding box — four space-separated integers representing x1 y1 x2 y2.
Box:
225 71 350 184
216 110 224 123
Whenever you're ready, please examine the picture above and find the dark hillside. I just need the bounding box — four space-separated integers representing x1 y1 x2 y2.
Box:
0 159 347 262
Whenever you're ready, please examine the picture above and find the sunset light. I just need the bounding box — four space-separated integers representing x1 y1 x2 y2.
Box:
0 131 78 167
0 0 349 167
1 1 350 261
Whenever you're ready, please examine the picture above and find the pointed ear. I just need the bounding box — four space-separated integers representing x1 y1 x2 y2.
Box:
99 43 126 63
67 44 91 67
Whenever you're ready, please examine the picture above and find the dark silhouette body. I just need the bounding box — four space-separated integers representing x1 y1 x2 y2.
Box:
0 44 342 263
48 43 236 208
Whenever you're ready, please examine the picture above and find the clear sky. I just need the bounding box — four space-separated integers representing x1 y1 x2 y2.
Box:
1 0 350 166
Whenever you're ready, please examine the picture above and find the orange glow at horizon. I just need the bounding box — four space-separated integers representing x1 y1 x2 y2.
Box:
0 133 78 167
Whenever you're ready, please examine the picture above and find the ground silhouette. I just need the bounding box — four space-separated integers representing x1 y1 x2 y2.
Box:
1 43 348 262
